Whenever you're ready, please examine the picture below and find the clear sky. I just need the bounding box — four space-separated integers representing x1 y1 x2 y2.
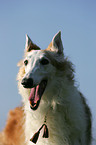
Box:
0 0 96 144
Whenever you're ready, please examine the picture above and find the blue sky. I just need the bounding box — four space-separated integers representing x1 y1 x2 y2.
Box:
0 0 96 144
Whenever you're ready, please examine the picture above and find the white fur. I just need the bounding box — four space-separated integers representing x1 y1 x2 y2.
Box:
18 31 91 145
19 76 87 145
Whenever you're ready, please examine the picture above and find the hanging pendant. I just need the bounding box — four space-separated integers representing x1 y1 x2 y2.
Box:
30 115 49 144
43 124 49 138
30 109 51 144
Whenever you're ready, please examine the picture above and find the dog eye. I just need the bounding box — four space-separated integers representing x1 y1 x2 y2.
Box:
40 58 49 65
24 60 28 66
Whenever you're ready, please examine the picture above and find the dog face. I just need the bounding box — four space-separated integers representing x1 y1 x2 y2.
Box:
19 31 65 110
22 50 54 88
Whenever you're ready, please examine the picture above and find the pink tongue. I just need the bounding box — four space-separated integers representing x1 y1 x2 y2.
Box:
28 85 40 104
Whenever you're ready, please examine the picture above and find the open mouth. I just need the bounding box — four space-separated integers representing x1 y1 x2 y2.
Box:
28 80 47 110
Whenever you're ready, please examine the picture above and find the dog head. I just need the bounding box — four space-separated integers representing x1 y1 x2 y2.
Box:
21 31 64 85
17 31 74 110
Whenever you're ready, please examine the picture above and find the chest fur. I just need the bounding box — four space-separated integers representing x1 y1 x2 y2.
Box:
24 97 85 145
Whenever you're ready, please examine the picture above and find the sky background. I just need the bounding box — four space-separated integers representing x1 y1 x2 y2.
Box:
0 0 96 144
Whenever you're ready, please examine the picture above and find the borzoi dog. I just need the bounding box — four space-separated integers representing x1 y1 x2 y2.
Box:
0 31 92 145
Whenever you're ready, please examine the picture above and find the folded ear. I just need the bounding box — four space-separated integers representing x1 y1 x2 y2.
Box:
50 31 63 54
25 35 40 52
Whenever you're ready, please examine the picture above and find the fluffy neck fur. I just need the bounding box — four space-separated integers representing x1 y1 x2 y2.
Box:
18 73 87 145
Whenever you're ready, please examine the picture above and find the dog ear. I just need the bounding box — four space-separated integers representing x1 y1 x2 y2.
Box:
25 35 40 52
51 31 63 54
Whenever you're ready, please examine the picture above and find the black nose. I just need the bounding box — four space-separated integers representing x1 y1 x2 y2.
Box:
21 78 33 88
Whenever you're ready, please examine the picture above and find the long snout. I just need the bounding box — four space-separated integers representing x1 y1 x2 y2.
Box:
21 78 33 88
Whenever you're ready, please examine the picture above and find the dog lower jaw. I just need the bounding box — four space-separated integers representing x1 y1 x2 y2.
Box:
30 100 40 111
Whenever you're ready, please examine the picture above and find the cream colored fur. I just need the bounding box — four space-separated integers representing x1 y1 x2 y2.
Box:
17 31 91 145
